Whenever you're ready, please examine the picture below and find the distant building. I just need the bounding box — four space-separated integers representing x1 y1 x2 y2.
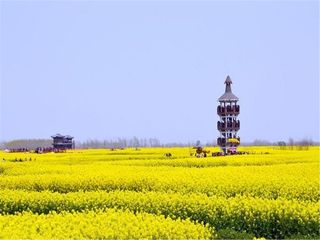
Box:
51 134 74 150
217 76 240 154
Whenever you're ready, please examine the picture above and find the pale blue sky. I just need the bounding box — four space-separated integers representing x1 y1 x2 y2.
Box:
0 1 319 143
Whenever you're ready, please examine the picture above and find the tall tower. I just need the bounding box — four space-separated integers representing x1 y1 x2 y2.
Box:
217 76 240 154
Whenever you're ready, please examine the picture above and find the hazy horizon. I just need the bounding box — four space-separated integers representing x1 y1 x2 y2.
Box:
1 1 319 143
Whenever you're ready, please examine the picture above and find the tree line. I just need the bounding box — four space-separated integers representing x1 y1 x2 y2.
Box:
0 139 53 150
76 137 162 149
0 137 181 150
0 137 317 150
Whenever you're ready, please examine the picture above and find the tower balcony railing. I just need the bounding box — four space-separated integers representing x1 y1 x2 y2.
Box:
53 140 73 144
217 105 240 116
217 137 241 146
217 137 226 146
217 120 240 131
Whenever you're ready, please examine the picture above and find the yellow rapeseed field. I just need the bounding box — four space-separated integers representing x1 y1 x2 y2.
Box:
0 146 319 239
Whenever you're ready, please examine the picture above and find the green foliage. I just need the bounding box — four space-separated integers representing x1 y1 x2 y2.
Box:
216 228 255 239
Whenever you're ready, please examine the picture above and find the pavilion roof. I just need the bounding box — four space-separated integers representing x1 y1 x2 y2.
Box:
51 133 73 139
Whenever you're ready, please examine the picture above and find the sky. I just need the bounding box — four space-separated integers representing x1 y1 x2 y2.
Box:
0 0 319 143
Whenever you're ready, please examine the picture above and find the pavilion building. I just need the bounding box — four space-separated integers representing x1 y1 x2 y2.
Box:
51 134 74 150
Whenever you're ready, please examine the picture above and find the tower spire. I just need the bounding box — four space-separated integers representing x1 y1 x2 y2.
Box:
225 75 232 93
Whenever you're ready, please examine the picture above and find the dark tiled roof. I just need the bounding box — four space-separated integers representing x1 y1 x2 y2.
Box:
218 92 239 101
51 134 73 139
51 133 64 138
218 76 239 101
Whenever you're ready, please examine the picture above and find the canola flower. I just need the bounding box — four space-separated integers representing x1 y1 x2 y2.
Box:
0 162 317 201
0 189 318 239
227 138 240 144
0 209 213 239
0 146 319 239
